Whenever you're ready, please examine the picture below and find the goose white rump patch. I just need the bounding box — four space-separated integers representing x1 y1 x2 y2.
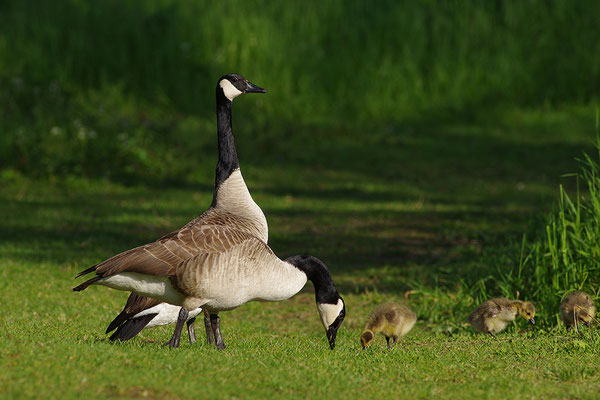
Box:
99 272 184 305
136 303 203 328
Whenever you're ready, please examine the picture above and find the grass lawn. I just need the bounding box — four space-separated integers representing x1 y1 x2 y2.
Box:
1 107 600 399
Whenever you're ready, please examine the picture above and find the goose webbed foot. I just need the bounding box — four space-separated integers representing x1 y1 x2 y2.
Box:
210 313 226 349
164 307 189 349
187 317 197 344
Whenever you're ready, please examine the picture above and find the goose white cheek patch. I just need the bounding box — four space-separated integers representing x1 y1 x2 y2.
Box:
219 80 243 101
317 298 344 329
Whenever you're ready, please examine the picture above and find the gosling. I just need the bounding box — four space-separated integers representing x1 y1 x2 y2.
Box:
467 298 535 337
360 303 416 350
560 291 596 332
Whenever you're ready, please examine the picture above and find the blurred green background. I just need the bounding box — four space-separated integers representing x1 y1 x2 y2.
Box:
1 0 599 181
3 3 600 397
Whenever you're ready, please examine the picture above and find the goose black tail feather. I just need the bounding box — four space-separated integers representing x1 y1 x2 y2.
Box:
75 265 98 278
72 276 102 292
109 314 158 341
106 311 135 334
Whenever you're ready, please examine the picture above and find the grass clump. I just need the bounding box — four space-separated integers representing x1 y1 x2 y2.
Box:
498 132 600 328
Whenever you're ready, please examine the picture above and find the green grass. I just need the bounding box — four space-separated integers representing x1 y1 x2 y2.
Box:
497 127 600 327
2 108 600 398
2 1 600 396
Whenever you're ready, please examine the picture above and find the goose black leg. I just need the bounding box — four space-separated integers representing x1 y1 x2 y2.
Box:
164 307 189 349
204 312 215 345
386 336 391 350
187 317 197 344
210 313 225 349
391 335 398 348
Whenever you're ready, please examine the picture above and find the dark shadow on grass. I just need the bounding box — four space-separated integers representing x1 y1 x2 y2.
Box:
0 116 596 296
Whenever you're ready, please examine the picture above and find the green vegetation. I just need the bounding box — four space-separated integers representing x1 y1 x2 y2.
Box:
2 1 600 398
2 108 600 398
1 0 599 180
497 129 600 328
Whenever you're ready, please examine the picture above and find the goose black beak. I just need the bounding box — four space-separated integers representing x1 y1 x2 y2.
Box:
245 80 267 94
584 321 590 328
529 318 535 325
325 304 345 350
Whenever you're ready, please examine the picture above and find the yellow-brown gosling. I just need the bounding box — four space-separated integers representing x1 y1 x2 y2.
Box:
467 298 535 337
560 291 596 332
360 303 416 350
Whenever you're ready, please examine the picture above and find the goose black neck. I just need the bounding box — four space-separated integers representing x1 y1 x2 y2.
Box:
211 88 240 206
286 255 340 304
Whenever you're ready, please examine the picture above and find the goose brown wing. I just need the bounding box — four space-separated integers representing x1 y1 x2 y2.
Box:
92 222 258 278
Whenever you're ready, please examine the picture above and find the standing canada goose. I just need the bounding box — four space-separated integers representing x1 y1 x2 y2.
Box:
467 298 535 336
360 303 416 350
104 74 269 343
560 291 596 332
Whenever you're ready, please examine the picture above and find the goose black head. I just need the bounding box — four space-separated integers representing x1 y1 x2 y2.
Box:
217 73 267 102
285 254 346 349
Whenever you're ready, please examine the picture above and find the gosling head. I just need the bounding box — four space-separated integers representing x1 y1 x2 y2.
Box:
360 329 375 349
317 298 346 350
217 73 267 102
516 301 536 325
577 308 592 328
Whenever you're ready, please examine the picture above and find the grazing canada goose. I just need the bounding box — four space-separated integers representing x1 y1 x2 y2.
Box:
105 74 269 343
74 75 349 350
74 239 346 349
467 298 535 336
360 303 416 350
560 291 596 332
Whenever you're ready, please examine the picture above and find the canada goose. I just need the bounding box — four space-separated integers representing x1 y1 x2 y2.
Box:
105 74 269 343
74 237 346 349
467 298 535 336
560 291 596 332
360 303 416 350
74 72 346 348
